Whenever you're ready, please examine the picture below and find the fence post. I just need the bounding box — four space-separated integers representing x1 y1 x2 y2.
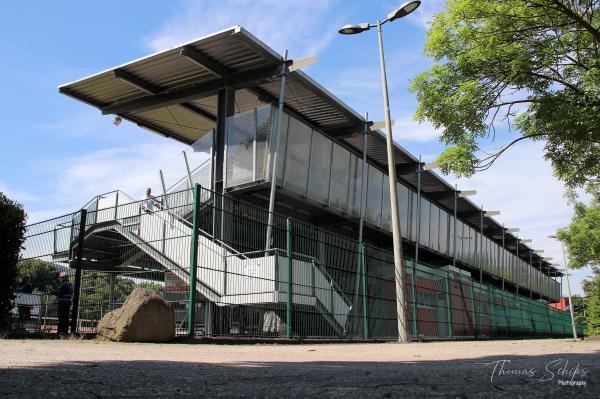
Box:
488 287 496 337
445 270 452 338
526 298 536 336
114 191 119 220
470 281 478 338
360 242 369 339
286 217 293 338
546 305 554 337
70 208 87 334
412 260 418 338
187 184 201 337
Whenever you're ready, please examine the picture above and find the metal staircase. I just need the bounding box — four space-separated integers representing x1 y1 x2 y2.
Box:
52 160 350 336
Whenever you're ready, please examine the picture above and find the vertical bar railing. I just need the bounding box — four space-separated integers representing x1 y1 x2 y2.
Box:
187 184 201 337
70 208 87 334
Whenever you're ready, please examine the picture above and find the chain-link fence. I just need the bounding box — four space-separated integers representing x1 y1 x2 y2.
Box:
14 185 582 339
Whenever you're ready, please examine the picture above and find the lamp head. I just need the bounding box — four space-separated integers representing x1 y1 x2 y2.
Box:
388 1 421 22
339 23 370 35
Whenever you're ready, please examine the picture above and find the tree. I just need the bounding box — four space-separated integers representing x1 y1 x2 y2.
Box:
0 192 27 330
571 294 587 325
582 272 600 335
410 0 600 187
557 184 599 268
17 259 59 292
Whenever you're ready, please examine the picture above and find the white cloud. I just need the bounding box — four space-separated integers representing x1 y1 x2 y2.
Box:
438 139 591 295
410 0 447 30
392 117 441 142
25 140 209 223
34 109 111 138
143 0 343 57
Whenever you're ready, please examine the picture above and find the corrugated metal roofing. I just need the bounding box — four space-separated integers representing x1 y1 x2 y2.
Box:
59 25 558 277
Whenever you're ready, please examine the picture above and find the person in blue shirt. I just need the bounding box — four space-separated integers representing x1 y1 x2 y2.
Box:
54 272 73 335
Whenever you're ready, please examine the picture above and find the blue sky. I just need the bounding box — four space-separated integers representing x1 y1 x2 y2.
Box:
0 0 592 295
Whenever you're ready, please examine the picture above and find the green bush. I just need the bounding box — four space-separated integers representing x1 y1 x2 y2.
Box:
0 192 27 331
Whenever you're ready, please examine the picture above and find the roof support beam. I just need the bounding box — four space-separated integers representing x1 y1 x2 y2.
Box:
423 191 455 201
113 68 217 123
396 163 420 175
113 69 160 94
326 124 364 138
179 103 217 122
180 46 230 78
101 64 283 116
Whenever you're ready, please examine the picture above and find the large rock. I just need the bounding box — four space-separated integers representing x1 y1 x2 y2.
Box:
97 288 175 342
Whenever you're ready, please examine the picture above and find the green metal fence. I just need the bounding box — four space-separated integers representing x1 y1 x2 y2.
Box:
15 185 582 339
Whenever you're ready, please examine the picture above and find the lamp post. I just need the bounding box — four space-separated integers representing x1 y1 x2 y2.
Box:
339 0 421 343
548 234 578 340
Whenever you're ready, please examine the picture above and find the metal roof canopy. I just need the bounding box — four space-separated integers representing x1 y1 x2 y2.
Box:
59 25 558 278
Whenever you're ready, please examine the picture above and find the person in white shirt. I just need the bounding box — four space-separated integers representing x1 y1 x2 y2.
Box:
141 187 157 212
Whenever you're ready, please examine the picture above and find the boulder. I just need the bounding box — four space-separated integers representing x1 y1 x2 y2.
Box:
97 288 175 342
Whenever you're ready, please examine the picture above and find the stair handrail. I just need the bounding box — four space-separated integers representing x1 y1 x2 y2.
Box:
276 249 351 307
166 158 212 193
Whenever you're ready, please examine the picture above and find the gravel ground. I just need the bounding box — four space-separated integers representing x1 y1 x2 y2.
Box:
1 338 599 398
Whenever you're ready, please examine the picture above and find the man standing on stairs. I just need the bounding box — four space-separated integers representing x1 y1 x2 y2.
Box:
141 187 157 213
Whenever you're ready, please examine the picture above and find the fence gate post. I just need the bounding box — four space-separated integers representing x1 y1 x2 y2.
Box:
286 218 293 338
488 287 496 337
187 184 201 337
445 270 452 338
360 242 369 339
70 208 87 334
470 281 478 338
411 260 419 338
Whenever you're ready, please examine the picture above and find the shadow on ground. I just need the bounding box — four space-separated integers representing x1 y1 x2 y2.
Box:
2 351 599 398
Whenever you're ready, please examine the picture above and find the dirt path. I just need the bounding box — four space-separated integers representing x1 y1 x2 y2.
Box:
1 339 599 398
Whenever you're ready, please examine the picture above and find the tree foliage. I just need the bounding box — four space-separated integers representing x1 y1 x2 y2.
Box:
582 272 600 335
0 192 27 330
78 272 164 321
411 0 600 187
17 259 59 292
557 184 600 268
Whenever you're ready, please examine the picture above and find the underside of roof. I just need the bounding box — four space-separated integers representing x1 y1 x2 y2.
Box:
59 25 559 278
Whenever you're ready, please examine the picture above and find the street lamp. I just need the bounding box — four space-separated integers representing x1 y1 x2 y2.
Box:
548 234 578 340
339 0 421 343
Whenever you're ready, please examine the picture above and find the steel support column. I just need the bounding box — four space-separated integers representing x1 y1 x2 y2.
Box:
479 209 483 283
453 187 458 268
213 88 235 240
286 218 293 338
70 208 87 334
265 52 289 250
187 184 201 336
360 242 369 338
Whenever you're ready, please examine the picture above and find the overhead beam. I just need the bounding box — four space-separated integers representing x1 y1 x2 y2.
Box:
101 64 283 116
180 46 230 78
113 68 217 123
179 103 217 122
396 163 420 175
113 68 160 94
423 191 455 201
326 124 364 138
